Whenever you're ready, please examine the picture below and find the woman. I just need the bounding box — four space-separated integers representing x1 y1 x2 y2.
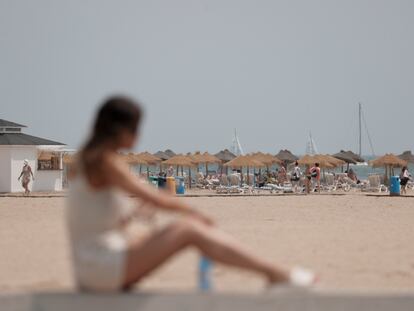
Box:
67 96 315 292
18 159 34 195
310 163 321 193
400 166 410 195
291 161 301 193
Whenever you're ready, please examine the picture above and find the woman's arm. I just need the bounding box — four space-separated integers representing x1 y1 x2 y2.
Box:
102 154 213 225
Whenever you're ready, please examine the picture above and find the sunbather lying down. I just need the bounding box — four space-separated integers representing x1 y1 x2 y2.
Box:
67 96 317 292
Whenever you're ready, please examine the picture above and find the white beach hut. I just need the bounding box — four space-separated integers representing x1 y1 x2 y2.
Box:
0 119 65 193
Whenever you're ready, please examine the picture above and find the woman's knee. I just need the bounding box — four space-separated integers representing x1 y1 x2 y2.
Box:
167 218 207 243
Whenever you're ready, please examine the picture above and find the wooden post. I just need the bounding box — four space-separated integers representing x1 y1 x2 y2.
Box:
189 167 192 189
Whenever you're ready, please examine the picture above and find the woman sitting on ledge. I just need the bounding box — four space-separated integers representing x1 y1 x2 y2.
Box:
67 96 316 292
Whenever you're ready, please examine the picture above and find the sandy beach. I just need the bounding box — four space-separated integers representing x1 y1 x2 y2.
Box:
1 194 414 294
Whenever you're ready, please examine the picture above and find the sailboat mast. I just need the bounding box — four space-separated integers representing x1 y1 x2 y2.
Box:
358 102 362 157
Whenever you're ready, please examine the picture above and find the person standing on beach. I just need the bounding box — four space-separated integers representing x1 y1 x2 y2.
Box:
67 96 316 292
18 159 34 195
400 166 410 195
310 163 321 193
291 161 301 193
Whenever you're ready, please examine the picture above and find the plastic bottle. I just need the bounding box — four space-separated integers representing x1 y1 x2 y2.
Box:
198 256 213 291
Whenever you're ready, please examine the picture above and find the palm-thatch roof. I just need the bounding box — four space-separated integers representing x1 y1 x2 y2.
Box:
332 150 358 164
398 150 414 164
164 149 176 158
214 149 236 163
137 152 162 165
122 153 148 165
298 154 336 169
369 154 407 168
250 152 282 166
224 155 265 168
163 155 196 167
275 149 298 163
191 151 221 164
153 151 170 161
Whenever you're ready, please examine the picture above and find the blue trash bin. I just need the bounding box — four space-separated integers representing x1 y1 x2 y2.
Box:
390 176 400 196
175 176 185 195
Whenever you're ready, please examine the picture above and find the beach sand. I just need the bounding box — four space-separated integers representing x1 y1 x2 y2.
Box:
1 194 414 294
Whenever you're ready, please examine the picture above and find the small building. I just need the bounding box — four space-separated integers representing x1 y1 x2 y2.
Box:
0 119 65 193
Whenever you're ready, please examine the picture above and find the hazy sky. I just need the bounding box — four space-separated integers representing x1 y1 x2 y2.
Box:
1 0 413 155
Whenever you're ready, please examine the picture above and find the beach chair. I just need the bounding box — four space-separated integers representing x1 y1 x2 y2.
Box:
365 175 388 193
323 173 336 192
229 174 240 186
219 175 229 187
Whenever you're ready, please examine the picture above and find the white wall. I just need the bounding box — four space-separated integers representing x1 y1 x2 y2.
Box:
0 147 11 192
33 170 63 192
10 147 37 193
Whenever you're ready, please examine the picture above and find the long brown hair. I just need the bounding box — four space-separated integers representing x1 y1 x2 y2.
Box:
80 96 143 177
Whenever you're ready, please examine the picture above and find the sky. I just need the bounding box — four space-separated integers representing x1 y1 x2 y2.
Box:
1 0 413 155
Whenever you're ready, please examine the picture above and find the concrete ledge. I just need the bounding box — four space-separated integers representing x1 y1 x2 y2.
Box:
2 291 414 311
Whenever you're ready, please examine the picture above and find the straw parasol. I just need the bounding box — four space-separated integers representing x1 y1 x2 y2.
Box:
317 154 345 167
163 154 196 187
250 152 282 175
332 150 358 165
370 153 407 183
153 151 170 161
298 154 336 169
214 149 236 163
191 151 221 176
122 153 148 166
369 154 407 168
275 149 299 164
164 149 176 158
398 150 414 164
224 155 265 185
215 149 237 174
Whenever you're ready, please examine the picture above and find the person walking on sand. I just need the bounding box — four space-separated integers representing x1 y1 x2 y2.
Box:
310 163 321 193
67 96 316 292
400 166 411 195
18 159 34 195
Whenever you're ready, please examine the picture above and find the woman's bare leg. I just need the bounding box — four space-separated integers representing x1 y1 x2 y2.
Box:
123 219 288 287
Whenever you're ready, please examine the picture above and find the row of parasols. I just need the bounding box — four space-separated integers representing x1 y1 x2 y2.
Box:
63 149 414 182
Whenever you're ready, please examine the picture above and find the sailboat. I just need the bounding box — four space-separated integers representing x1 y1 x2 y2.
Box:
230 129 244 156
356 103 375 166
305 131 318 155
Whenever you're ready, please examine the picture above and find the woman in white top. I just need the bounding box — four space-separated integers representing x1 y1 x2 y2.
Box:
67 96 315 291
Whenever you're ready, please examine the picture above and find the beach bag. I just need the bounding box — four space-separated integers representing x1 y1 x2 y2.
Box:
291 172 299 181
311 169 317 178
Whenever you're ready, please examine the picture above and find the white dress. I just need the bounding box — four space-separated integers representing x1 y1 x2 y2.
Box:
66 174 134 291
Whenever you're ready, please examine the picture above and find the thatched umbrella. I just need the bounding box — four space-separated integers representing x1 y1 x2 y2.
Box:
137 152 162 176
332 150 358 171
163 155 196 188
164 149 176 158
317 154 345 167
398 151 414 164
250 152 282 175
215 149 236 163
298 154 336 169
275 149 299 165
369 154 407 182
153 151 170 161
224 155 265 185
346 150 365 163
122 153 149 171
215 149 237 174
